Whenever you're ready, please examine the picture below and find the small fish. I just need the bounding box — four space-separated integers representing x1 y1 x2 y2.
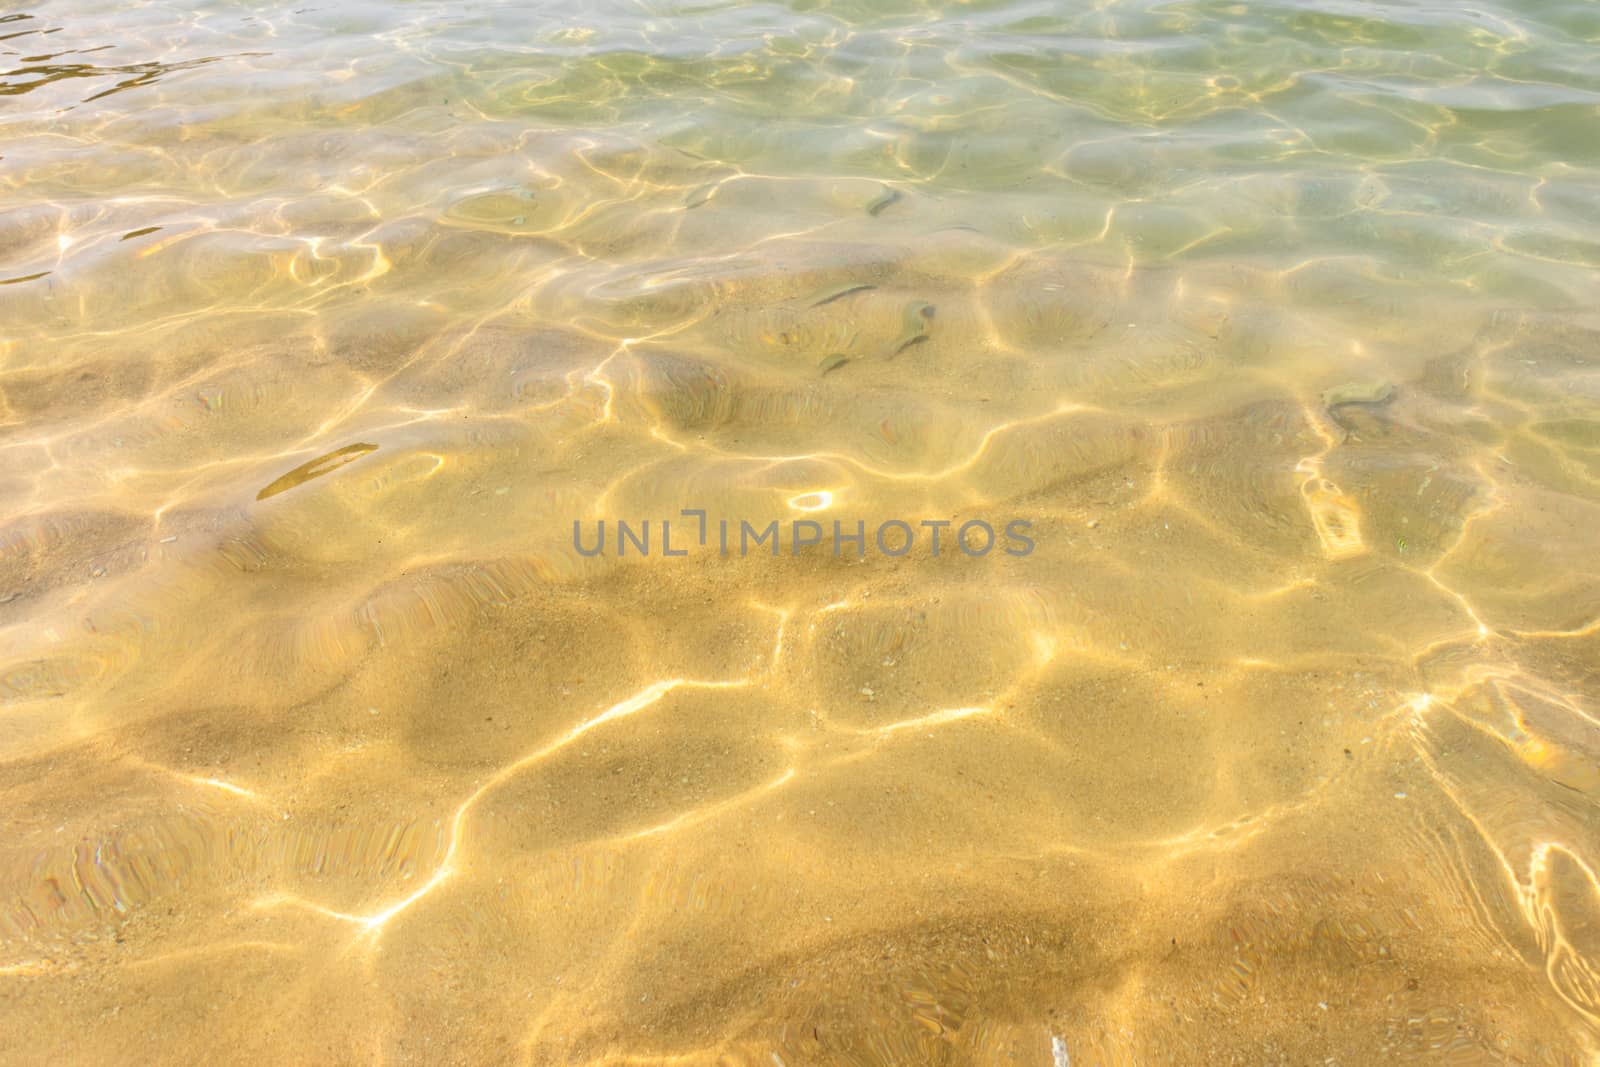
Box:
809 282 876 308
887 301 935 357
818 353 851 376
866 185 901 217
257 442 379 501
684 181 718 209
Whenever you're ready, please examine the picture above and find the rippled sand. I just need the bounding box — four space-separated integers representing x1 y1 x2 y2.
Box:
3 0 1600 1063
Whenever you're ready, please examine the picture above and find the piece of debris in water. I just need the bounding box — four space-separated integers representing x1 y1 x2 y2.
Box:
1321 379 1394 411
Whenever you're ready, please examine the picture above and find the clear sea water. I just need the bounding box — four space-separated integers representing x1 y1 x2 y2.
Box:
3 0 1599 1061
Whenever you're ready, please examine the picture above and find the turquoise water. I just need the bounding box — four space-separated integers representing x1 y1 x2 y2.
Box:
3 0 1600 1062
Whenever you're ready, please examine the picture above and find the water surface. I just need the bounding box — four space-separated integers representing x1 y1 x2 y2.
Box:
3 0 1600 1062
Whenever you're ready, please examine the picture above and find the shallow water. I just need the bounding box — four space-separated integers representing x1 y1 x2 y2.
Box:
3 0 1600 1062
